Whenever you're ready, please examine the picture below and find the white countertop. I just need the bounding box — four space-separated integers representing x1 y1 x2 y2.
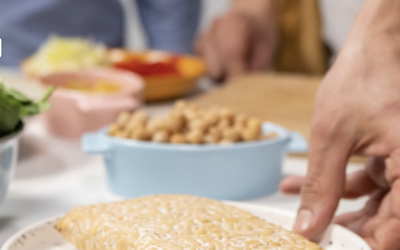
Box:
0 69 368 245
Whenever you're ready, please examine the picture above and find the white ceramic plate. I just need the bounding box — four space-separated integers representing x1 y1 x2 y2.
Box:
2 202 370 250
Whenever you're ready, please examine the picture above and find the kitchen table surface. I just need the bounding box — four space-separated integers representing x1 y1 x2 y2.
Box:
0 69 368 245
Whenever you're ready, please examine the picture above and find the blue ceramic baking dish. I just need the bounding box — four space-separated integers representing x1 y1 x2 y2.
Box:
82 123 307 200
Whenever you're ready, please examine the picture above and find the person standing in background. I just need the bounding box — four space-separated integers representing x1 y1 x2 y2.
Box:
0 0 200 67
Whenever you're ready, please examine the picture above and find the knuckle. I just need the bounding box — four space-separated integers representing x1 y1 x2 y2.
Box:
310 115 332 140
301 174 341 206
301 174 326 199
309 117 337 154
310 111 353 147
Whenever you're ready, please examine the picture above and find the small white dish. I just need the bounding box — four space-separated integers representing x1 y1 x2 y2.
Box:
2 202 370 250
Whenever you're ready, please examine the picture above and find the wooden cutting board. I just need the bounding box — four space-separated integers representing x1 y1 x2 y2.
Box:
192 73 367 163
192 73 322 140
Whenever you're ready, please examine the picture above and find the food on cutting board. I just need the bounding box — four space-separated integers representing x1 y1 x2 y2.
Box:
111 49 182 77
110 50 206 102
108 100 276 144
0 82 54 137
56 195 323 250
61 80 121 94
22 36 110 77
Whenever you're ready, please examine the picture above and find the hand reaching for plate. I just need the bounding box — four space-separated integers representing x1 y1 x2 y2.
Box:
281 0 400 249
281 157 400 249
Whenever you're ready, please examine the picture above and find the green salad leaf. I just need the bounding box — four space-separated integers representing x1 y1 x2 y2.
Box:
0 83 55 137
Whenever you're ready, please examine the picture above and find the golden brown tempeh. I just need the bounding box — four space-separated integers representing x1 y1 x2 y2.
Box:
56 195 323 250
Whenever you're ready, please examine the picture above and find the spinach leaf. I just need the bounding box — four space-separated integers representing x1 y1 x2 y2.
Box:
0 91 20 136
0 83 55 137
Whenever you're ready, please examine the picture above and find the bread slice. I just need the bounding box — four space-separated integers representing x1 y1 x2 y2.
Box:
56 195 323 250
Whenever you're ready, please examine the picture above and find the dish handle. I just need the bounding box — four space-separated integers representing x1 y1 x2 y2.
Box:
81 132 110 154
286 131 309 154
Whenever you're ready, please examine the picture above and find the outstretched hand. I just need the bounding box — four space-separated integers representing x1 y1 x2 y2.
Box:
281 157 400 249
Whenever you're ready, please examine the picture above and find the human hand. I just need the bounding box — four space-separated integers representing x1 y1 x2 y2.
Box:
279 0 400 248
195 3 278 82
281 156 400 249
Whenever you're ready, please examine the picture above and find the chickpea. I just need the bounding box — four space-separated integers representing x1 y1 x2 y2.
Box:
130 111 148 127
115 130 129 139
233 126 242 133
208 127 222 140
125 119 136 132
165 118 182 133
108 123 120 136
222 128 241 142
169 110 184 119
234 114 247 127
123 111 147 131
186 129 203 144
247 117 262 130
217 118 230 130
183 108 198 120
170 133 186 144
219 108 235 121
132 110 148 121
189 118 208 132
126 118 145 132
203 133 218 144
146 117 166 134
169 109 181 117
219 139 234 145
116 112 131 128
110 101 268 145
203 111 219 126
129 126 149 140
166 113 185 133
242 127 261 141
152 130 170 143
174 100 188 110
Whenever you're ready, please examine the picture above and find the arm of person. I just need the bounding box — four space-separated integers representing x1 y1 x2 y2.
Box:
195 0 278 81
280 0 400 249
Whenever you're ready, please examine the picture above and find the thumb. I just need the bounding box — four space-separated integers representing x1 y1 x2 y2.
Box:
294 121 353 239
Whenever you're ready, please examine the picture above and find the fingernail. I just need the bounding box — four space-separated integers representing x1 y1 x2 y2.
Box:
294 209 313 233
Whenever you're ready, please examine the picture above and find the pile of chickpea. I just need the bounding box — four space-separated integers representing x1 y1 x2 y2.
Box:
108 101 276 144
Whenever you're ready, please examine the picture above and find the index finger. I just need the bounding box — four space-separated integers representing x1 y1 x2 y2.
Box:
294 117 354 239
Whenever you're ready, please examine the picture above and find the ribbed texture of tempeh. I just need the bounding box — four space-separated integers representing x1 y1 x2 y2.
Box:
56 195 323 250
